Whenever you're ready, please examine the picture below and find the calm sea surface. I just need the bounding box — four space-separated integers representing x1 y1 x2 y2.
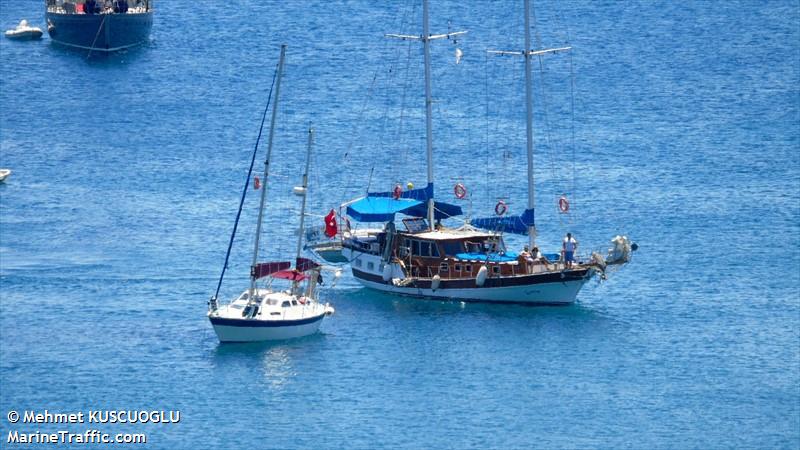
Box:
1 0 798 448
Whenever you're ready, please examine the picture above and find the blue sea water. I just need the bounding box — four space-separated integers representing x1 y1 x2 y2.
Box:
1 0 798 448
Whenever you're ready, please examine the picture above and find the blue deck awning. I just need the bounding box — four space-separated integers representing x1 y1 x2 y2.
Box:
454 252 519 262
346 197 423 222
345 182 463 222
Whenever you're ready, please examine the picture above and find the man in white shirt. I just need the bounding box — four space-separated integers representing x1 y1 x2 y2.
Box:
562 232 577 268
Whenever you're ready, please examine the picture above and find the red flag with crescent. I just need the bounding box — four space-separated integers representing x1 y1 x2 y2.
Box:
254 176 261 190
324 209 337 238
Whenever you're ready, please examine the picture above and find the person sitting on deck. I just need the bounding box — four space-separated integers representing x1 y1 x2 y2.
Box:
84 0 96 14
518 246 533 273
532 246 552 270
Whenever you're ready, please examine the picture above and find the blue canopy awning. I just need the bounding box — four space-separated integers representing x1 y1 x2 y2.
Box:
471 208 535 235
346 197 423 222
345 183 463 222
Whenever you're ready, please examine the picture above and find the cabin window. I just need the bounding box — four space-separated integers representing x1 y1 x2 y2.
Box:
439 262 449 273
266 299 278 306
291 300 298 306
442 241 463 255
412 240 421 256
420 241 431 257
355 258 362 267
465 264 472 273
367 262 375 271
431 244 440 257
281 301 291 308
492 265 501 274
454 264 462 272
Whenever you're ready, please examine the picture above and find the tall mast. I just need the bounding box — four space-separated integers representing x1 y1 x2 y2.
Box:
385 2 466 232
488 1 569 248
422 0 435 230
523 0 536 249
250 44 286 294
292 127 314 295
295 127 314 263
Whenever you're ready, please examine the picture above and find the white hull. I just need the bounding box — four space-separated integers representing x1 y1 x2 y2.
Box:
354 273 589 305
344 246 593 304
208 289 334 343
211 315 326 343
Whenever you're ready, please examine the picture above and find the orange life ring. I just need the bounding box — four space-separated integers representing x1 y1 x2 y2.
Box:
495 200 507 216
393 184 403 199
454 183 467 199
558 196 569 213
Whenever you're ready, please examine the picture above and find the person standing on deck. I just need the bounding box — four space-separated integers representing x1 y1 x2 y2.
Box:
563 232 578 269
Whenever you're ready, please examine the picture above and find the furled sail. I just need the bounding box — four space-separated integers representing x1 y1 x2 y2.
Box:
250 261 292 279
471 208 534 235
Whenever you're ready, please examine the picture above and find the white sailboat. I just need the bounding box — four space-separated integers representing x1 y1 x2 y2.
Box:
208 45 334 342
337 0 634 305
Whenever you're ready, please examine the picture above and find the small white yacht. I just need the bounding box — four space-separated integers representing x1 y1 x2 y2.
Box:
0 169 11 182
210 285 334 343
208 45 334 343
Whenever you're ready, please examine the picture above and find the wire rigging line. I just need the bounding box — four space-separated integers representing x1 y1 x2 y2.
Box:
212 63 279 302
339 0 415 203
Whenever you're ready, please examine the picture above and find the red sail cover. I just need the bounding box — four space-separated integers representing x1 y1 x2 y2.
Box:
324 209 337 238
251 261 291 279
296 257 321 273
273 270 308 281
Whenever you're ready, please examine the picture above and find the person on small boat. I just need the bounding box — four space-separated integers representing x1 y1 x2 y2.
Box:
563 232 578 268
519 246 534 273
531 246 552 270
113 0 128 13
85 0 97 14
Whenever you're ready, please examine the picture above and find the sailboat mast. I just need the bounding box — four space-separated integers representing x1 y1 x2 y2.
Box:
523 0 536 249
294 127 314 263
251 44 287 292
422 0 435 230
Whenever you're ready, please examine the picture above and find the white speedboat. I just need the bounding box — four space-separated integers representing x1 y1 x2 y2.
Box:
0 169 11 182
208 45 334 343
5 20 43 40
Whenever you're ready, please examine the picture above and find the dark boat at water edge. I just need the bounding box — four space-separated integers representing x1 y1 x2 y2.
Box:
45 0 153 52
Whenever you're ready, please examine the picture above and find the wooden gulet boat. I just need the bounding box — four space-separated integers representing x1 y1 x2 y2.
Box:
338 0 635 305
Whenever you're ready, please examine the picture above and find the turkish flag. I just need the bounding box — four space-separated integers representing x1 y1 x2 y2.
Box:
324 209 337 238
253 176 261 190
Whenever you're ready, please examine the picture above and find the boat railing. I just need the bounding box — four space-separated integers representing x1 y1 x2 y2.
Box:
46 0 152 14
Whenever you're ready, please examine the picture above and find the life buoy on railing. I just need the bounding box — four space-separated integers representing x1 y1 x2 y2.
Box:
558 196 569 213
454 183 467 199
495 200 507 216
393 184 403 199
